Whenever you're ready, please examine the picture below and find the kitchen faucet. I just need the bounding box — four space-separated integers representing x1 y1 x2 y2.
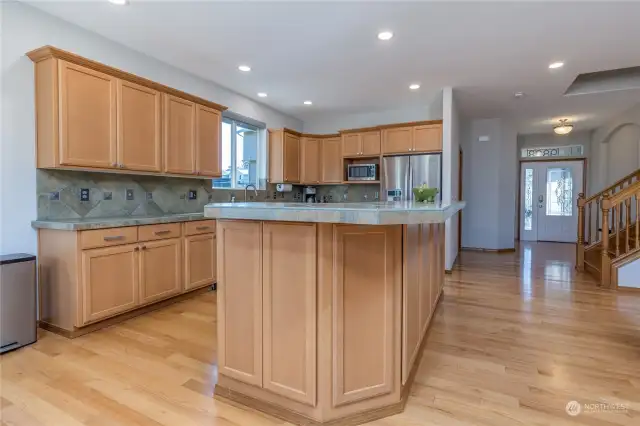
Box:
245 184 258 201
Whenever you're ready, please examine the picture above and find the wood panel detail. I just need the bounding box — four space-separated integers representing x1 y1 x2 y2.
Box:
184 233 216 291
300 137 321 184
163 94 196 174
139 238 182 305
321 137 343 183
196 104 222 177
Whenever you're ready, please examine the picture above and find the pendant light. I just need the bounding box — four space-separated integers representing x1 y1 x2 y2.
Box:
553 119 573 135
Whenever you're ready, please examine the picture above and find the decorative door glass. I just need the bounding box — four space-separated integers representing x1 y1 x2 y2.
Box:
546 168 573 216
524 168 534 231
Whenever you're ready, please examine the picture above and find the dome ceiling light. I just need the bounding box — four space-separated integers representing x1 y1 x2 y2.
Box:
553 119 573 135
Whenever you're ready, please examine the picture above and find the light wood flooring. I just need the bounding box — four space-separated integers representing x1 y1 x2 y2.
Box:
1 242 639 425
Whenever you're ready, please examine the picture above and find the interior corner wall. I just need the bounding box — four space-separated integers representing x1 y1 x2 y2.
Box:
442 87 460 270
0 2 301 254
461 118 516 250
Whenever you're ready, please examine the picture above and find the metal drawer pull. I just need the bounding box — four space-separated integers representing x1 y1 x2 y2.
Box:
154 230 171 235
195 226 211 231
103 235 125 241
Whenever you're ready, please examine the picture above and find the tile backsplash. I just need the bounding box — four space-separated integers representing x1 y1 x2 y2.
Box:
36 170 383 220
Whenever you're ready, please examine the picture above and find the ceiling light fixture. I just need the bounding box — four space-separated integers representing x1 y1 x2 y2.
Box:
548 61 564 69
553 119 573 135
238 65 251 72
257 92 267 98
303 101 313 105
514 92 525 98
108 0 128 5
377 31 393 41
409 83 420 90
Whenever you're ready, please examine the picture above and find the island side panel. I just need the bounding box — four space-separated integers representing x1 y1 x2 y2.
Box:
402 224 421 384
217 220 263 387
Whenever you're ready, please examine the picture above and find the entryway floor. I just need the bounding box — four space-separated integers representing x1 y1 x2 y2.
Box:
1 242 638 425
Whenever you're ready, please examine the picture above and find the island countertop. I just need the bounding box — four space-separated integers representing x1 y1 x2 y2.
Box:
204 201 465 225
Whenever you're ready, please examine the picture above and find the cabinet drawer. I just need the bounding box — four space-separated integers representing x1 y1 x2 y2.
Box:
80 227 138 249
138 223 181 242
185 220 216 236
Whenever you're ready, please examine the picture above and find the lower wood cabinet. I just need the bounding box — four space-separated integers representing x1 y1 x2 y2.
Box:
184 233 216 291
81 243 139 324
139 238 182 305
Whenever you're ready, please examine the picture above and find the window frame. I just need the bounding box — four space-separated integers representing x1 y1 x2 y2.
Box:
213 116 263 190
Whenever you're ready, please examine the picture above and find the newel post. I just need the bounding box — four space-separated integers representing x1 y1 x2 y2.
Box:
576 193 585 271
601 194 612 288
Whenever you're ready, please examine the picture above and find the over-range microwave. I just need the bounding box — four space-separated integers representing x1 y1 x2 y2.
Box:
347 164 377 181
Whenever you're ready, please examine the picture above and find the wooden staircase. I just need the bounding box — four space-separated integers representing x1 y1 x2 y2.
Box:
577 169 640 288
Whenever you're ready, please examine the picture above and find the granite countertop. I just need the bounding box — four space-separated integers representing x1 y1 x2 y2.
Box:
204 201 466 225
31 213 207 231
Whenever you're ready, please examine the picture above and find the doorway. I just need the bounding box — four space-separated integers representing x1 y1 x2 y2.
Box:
520 160 584 243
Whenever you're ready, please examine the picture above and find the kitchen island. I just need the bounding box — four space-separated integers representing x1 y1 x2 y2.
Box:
204 201 465 426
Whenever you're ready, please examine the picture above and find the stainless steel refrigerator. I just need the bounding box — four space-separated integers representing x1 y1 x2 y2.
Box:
382 154 442 202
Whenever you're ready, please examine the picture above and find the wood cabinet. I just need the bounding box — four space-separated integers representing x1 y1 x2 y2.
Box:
184 233 216 291
117 80 162 172
268 129 300 183
81 244 138 324
217 220 263 387
164 94 196 174
29 46 226 176
341 131 381 157
300 137 321 184
262 223 317 406
196 104 222 177
321 137 343 183
59 60 117 168
139 238 182 305
382 124 442 155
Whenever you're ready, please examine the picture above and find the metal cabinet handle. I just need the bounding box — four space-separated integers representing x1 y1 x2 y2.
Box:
154 230 171 235
141 245 147 250
103 235 125 241
196 226 210 231
134 247 139 251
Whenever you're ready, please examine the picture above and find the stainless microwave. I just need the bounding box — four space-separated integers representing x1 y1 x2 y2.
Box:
347 164 377 181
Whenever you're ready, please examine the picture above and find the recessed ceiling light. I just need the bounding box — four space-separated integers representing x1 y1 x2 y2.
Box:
548 61 564 69
514 92 525 98
108 0 128 5
257 92 267 98
409 84 420 90
377 31 393 41
238 65 251 72
303 100 313 105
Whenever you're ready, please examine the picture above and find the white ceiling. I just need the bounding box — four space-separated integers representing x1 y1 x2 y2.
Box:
28 0 640 134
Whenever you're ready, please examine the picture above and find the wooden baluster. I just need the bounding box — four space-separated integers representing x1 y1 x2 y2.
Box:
626 198 631 253
596 198 601 241
587 202 592 244
577 193 585 271
636 194 640 250
620 198 625 230
615 206 620 257
611 204 616 234
601 195 611 288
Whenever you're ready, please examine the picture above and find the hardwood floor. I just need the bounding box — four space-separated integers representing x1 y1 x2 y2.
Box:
1 242 639 425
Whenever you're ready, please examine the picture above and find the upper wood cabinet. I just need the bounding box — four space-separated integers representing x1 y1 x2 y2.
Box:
382 124 442 155
59 60 117 168
196 104 222 178
300 137 321 185
28 46 227 175
321 137 343 184
164 94 196 175
117 80 162 172
341 131 381 157
268 129 301 184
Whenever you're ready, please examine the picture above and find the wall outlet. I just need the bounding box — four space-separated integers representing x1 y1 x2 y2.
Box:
146 192 153 201
49 191 60 201
188 190 197 200
103 191 112 201
125 189 134 201
80 188 90 202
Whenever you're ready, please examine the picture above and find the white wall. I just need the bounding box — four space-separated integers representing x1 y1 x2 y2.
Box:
461 118 517 250
442 87 460 269
618 259 640 289
0 2 302 254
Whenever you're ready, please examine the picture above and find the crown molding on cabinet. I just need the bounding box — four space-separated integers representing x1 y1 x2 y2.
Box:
339 119 443 134
27 45 228 112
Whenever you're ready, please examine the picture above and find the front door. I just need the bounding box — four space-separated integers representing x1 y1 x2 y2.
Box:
520 160 584 243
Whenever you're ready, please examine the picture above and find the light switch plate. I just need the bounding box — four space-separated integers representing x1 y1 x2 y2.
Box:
125 189 134 201
146 192 153 201
188 190 197 200
49 191 60 201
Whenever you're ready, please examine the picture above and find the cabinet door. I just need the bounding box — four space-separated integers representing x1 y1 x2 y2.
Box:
59 61 117 168
139 238 182 305
283 133 300 183
342 133 361 157
413 124 442 153
419 224 433 337
117 80 161 172
322 137 343 183
81 244 138 324
382 127 413 155
195 104 222 177
217 220 263 387
301 137 321 184
263 223 317 406
184 233 216 291
163 94 195 174
361 131 381 156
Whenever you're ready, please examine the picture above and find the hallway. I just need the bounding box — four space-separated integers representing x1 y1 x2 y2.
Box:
1 243 638 425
